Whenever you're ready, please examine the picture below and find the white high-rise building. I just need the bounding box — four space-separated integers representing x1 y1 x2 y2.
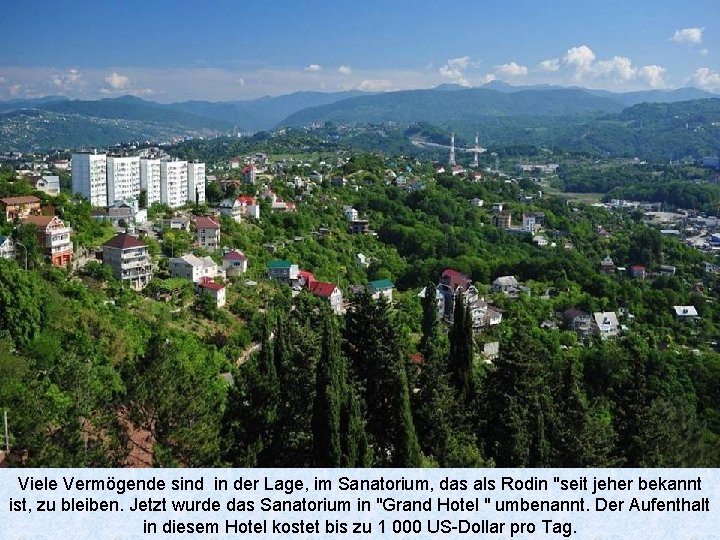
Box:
107 156 141 204
140 158 162 207
187 162 206 204
160 160 188 208
72 152 107 207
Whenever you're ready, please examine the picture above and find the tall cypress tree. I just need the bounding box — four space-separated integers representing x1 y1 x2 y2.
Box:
448 293 474 401
339 384 372 467
391 360 422 467
414 285 454 463
312 313 343 467
344 292 421 466
481 327 553 467
419 282 439 356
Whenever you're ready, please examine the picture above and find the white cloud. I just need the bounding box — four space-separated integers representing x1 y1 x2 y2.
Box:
496 62 528 77
438 56 477 86
560 45 667 88
105 72 131 90
671 27 704 44
638 65 667 88
689 67 720 90
538 58 560 72
699 48 709 56
9 84 22 96
478 73 496 84
0 76 5 84
304 64 322 72
564 45 596 78
338 65 352 75
51 68 83 91
594 56 636 80
356 79 393 92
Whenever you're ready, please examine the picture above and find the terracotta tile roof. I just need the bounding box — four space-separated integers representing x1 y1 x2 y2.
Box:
223 250 247 261
103 233 146 250
198 276 225 291
441 268 472 291
0 195 41 205
195 216 220 229
310 281 338 298
22 215 57 228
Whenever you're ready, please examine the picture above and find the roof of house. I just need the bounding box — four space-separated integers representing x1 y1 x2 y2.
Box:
268 259 293 269
103 233 146 250
441 268 472 291
298 270 316 284
674 305 698 317
0 195 41 205
237 195 255 205
493 275 519 287
21 215 60 228
370 278 395 292
195 216 220 229
594 311 619 328
198 276 225 291
310 281 338 298
219 198 239 208
0 235 11 245
601 255 614 265
172 254 216 269
223 250 247 261
630 264 646 270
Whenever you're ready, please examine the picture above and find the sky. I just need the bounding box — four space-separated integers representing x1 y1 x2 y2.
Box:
1 0 719 102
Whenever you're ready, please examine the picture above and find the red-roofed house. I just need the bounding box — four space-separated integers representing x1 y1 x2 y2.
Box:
22 214 73 267
222 249 248 276
194 216 220 251
197 276 226 307
297 270 317 289
440 268 472 292
310 281 343 314
237 195 260 220
1 195 41 221
102 233 153 290
630 265 646 280
243 164 257 184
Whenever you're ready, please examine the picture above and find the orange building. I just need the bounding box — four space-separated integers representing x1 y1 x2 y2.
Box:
22 215 73 267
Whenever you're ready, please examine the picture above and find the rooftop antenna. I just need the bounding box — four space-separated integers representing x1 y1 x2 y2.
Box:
471 133 480 168
448 132 456 166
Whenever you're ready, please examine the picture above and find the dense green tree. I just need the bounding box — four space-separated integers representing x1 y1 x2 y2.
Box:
448 293 474 401
312 313 343 466
344 292 421 466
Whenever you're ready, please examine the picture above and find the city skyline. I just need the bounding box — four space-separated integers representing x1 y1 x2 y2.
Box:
1 0 719 101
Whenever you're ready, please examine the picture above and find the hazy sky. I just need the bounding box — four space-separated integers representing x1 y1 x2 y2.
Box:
1 0 718 101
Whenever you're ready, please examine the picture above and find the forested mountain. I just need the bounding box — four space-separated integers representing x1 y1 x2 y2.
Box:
280 87 625 126
164 90 367 132
38 96 232 131
1 88 718 157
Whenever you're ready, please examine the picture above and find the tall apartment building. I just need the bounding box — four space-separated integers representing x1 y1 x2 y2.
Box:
72 152 107 207
107 156 141 205
140 158 162 207
102 233 153 291
187 162 206 204
160 160 188 208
